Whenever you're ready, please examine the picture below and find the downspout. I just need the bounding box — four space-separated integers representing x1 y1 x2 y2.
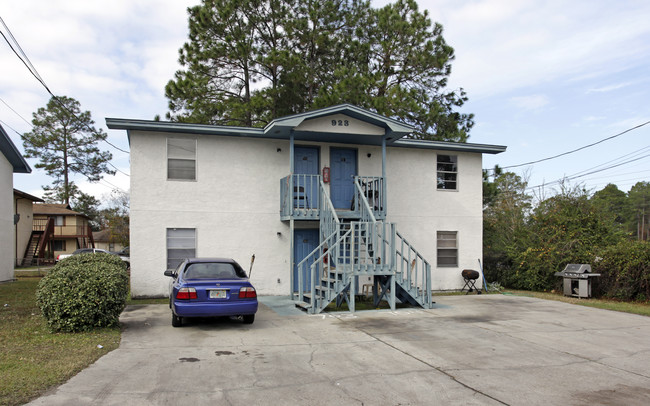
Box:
14 197 21 268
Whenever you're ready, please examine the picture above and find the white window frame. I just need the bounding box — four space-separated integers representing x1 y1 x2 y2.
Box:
437 231 458 267
166 228 196 270
436 154 458 191
167 138 197 181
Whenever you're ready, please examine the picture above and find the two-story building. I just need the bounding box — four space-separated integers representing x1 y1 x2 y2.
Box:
14 189 44 266
25 203 95 265
107 105 505 312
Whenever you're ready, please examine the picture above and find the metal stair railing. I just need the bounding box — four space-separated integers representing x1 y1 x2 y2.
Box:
355 176 385 219
296 178 433 313
319 180 340 244
298 230 351 313
353 178 378 224
394 229 433 308
297 180 349 313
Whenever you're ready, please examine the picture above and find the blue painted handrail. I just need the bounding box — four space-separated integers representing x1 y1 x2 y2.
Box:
280 174 321 218
294 175 433 313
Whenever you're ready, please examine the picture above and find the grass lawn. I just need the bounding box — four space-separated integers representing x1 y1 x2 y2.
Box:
0 277 121 406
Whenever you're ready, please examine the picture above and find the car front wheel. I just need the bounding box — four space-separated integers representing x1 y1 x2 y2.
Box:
242 314 255 324
172 313 183 327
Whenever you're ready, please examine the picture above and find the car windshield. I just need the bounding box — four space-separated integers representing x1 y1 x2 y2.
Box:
183 262 247 279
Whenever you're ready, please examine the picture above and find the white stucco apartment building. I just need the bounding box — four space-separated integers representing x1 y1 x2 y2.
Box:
107 105 505 309
1 125 31 282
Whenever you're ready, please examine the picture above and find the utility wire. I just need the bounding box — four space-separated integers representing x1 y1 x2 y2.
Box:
487 120 650 171
526 152 650 190
108 161 130 177
0 96 33 128
1 17 130 155
0 119 23 136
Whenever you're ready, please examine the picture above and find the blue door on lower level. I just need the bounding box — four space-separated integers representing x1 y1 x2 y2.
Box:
330 148 357 209
293 229 319 292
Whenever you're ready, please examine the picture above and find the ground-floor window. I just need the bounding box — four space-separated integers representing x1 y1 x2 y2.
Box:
167 228 196 270
437 231 458 267
52 240 66 251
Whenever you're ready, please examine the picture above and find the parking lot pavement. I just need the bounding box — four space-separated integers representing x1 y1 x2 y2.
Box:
28 294 650 405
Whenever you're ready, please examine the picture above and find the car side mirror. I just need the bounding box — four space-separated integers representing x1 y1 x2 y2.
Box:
164 270 176 278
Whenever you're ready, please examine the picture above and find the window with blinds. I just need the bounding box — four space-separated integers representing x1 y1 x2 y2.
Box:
167 228 196 270
167 138 196 180
437 231 458 267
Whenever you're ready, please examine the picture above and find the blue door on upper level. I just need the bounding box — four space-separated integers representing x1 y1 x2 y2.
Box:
330 148 357 210
293 229 319 292
294 147 319 209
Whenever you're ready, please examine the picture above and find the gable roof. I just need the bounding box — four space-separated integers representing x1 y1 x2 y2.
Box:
0 124 31 173
33 203 89 218
106 104 506 154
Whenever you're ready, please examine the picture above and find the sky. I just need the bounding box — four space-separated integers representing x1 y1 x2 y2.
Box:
1 0 649 205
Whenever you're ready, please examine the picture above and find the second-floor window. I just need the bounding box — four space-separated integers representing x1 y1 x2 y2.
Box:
167 138 196 181
437 155 457 190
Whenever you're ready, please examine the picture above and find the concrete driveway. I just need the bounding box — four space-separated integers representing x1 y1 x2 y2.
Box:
28 294 650 405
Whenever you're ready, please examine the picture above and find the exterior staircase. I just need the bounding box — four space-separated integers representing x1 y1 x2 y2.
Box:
22 218 55 266
295 178 433 314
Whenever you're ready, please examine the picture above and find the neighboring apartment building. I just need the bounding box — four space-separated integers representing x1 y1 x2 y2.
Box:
14 189 44 266
27 203 95 264
93 229 125 253
107 105 506 311
1 125 31 282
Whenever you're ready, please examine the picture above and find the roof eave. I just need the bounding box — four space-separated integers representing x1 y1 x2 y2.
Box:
0 125 31 173
391 139 507 154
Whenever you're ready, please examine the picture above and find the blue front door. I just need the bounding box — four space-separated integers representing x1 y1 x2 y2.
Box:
294 147 319 209
330 148 357 209
293 229 319 292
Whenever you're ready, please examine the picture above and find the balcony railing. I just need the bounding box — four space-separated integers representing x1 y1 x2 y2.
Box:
281 174 321 219
281 174 386 220
33 219 90 237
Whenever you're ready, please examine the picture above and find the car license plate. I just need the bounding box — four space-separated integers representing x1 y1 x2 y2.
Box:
209 290 227 299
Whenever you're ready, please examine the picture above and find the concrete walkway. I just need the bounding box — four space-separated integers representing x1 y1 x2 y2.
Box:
28 294 650 405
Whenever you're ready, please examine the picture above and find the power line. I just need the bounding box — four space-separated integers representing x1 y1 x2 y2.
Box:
0 17 130 155
108 161 130 177
526 152 650 190
0 96 33 128
487 120 650 171
0 119 23 137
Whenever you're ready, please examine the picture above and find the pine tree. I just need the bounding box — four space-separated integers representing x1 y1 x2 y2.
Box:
21 95 114 205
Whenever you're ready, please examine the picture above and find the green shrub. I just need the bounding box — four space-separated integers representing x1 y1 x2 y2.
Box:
593 241 650 301
36 253 129 332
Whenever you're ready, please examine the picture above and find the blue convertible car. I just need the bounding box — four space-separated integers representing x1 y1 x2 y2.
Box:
164 258 258 327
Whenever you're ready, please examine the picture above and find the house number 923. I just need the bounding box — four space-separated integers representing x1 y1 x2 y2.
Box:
331 120 349 126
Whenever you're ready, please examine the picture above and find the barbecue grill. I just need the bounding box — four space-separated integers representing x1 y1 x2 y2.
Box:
554 264 600 298
461 269 481 295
